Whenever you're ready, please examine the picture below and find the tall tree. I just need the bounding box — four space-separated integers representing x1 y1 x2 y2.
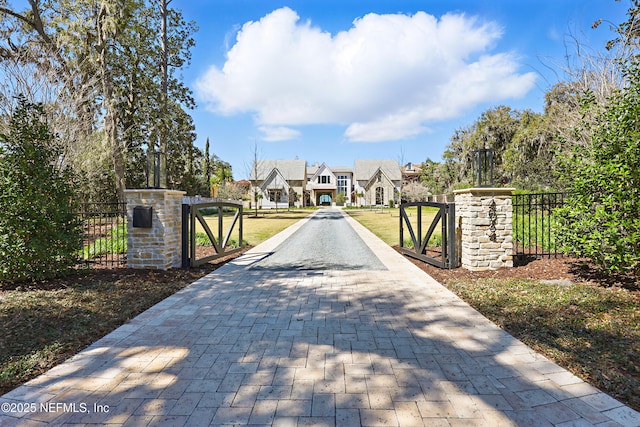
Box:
0 0 198 201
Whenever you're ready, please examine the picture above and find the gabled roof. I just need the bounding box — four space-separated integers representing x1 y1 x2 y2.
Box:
252 160 306 181
363 166 395 190
261 168 290 190
309 163 336 181
330 166 353 174
354 160 401 181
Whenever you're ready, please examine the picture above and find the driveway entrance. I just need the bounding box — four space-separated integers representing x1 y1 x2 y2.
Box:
317 191 333 206
2 209 638 426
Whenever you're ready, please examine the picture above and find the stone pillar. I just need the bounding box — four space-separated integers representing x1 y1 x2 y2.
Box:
454 188 515 271
124 189 186 270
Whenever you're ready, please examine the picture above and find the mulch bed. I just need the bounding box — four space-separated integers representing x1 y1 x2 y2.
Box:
395 247 639 294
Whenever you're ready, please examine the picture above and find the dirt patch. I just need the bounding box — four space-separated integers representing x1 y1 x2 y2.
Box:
0 246 252 293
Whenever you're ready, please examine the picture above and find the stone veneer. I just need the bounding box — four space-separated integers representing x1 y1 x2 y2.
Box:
124 189 185 270
454 187 515 271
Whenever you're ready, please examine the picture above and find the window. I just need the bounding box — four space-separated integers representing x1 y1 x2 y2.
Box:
375 187 384 205
318 175 330 184
337 175 348 195
268 189 283 202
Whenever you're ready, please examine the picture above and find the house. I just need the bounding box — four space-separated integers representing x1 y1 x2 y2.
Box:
401 162 422 186
305 163 354 206
251 159 401 208
250 160 306 208
354 159 402 206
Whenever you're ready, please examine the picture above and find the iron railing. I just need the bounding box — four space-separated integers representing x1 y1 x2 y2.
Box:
512 192 566 265
76 202 127 268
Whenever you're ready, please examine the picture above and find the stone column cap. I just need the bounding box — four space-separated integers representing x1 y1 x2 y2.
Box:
453 187 515 196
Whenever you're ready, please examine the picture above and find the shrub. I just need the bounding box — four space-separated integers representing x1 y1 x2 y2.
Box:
554 62 640 275
0 97 83 283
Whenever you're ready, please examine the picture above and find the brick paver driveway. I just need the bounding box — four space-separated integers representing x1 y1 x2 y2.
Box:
1 209 639 426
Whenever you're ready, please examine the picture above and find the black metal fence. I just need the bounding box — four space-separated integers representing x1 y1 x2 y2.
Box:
512 192 566 265
76 202 127 268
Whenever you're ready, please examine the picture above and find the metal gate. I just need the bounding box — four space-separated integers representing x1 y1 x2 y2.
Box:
181 201 245 267
399 202 459 269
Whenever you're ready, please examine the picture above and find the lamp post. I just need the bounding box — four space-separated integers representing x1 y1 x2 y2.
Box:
472 148 494 187
146 150 167 189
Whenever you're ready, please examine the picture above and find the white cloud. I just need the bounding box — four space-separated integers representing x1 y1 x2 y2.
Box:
258 126 301 142
195 7 537 142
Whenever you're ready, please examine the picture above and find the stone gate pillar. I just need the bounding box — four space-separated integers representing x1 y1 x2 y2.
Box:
454 187 515 271
124 189 186 270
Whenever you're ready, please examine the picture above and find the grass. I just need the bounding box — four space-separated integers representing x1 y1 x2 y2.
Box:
513 209 560 253
3 205 639 412
346 207 441 247
195 208 313 246
446 278 640 410
81 223 127 259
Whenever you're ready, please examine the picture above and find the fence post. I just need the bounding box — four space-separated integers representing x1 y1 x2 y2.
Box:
453 187 515 271
181 204 190 268
124 189 186 270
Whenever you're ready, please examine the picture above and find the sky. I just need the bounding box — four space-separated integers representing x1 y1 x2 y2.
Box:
177 0 629 179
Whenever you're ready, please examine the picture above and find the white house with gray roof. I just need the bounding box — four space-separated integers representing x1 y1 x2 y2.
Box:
251 159 401 208
353 159 402 207
250 160 306 209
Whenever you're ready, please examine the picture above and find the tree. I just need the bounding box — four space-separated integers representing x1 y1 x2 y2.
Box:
211 159 233 191
218 182 248 201
0 98 83 282
204 137 212 195
0 0 199 202
420 158 456 195
402 181 431 202
555 61 640 275
249 143 262 217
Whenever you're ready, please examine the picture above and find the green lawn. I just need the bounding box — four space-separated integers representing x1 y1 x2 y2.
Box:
196 208 314 246
345 207 440 247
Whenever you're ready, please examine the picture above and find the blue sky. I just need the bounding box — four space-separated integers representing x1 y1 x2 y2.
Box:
178 0 628 179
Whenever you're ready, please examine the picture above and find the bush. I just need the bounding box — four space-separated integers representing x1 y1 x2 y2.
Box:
0 98 83 283
555 62 640 275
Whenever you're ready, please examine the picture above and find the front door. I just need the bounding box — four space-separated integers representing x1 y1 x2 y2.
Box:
318 192 332 206
375 187 384 205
